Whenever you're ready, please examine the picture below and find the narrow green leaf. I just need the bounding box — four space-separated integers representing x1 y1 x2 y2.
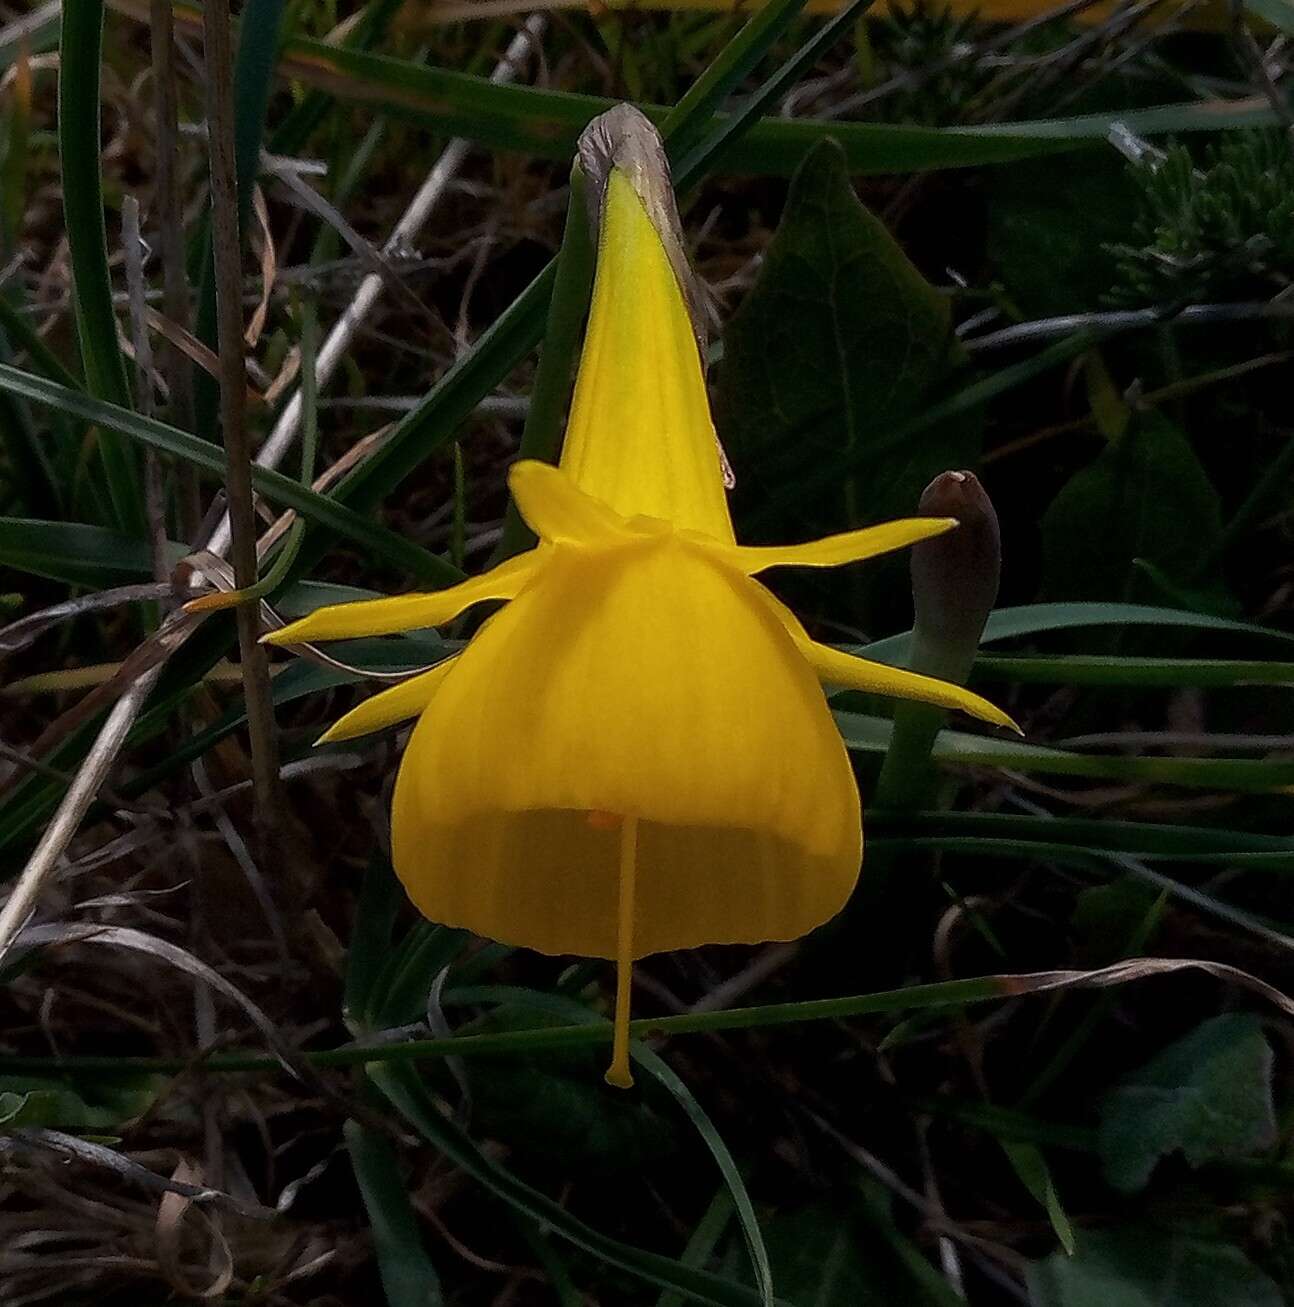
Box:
836 711 1294 792
972 653 1294 688
0 363 459 585
58 0 142 531
281 38 1279 176
344 1119 443 1307
861 601 1294 667
867 811 1294 861
658 0 810 164
446 985 774 1307
1001 1142 1075 1255
0 517 171 588
369 1061 784 1307
343 856 406 1032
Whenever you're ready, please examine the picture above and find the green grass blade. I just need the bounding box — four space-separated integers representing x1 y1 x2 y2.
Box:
280 39 1276 176
0 517 170 589
973 654 1294 688
659 0 810 163
0 363 459 585
868 811 1294 860
58 0 143 532
344 1119 444 1307
836 711 1294 792
861 601 1294 666
675 0 876 182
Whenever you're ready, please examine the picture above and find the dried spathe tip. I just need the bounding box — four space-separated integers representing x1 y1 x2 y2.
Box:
576 104 707 352
909 470 1001 681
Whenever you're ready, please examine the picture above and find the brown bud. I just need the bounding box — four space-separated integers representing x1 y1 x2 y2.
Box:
909 470 1000 682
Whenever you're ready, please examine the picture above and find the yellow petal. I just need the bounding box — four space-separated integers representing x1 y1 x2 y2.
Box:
761 589 1020 732
713 517 957 574
263 551 539 645
560 169 735 543
801 637 1020 731
508 459 629 545
317 658 458 744
390 537 860 959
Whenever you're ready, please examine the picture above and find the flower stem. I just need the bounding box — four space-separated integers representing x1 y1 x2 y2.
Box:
606 815 639 1089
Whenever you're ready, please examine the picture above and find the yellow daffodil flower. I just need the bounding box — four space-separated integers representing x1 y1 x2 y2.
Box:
266 115 1016 1088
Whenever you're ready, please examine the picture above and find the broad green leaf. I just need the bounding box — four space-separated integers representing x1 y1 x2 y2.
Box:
344 1120 444 1307
716 137 975 618
1097 1014 1277 1193
1071 879 1164 965
989 154 1136 316
1041 416 1228 608
0 1073 157 1130
1027 1227 1283 1307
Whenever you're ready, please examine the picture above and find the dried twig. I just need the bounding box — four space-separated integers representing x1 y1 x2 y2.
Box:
203 16 546 558
201 0 282 845
150 0 201 535
0 665 165 958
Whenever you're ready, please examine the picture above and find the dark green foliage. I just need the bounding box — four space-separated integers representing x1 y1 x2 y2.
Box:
1028 1226 1284 1307
1109 132 1294 307
1098 1013 1277 1193
1040 414 1226 606
989 154 1138 316
752 1189 964 1306
717 137 976 622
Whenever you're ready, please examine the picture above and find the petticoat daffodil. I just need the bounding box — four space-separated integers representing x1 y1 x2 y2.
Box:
266 108 1017 1088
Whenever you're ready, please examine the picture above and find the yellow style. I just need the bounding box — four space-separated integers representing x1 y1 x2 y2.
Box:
267 164 1016 1088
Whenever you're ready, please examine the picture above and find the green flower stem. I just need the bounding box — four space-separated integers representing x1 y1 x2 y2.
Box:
851 472 1002 978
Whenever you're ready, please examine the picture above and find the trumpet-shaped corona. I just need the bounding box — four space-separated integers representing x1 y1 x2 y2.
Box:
267 163 1017 1089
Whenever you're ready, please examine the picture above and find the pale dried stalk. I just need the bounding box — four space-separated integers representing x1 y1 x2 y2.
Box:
203 16 545 557
0 665 163 957
202 0 282 839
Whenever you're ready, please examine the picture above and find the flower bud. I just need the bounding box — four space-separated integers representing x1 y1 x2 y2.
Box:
909 470 1000 684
